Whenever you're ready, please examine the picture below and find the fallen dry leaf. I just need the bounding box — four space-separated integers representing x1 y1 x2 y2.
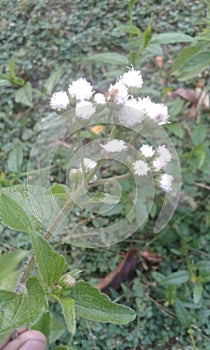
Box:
96 250 137 293
141 250 162 263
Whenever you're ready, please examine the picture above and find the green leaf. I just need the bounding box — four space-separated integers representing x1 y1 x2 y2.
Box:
174 299 191 328
0 250 29 291
31 231 67 288
115 24 142 35
173 50 210 80
26 277 48 325
143 23 152 48
31 312 50 341
49 313 65 344
171 46 200 74
150 32 194 45
0 277 47 343
66 281 136 324
191 123 207 145
45 183 70 202
7 144 23 172
15 82 33 107
43 69 63 96
81 193 119 205
0 73 11 87
193 280 203 304
0 194 37 233
161 270 190 286
87 52 128 65
9 57 16 79
53 296 76 334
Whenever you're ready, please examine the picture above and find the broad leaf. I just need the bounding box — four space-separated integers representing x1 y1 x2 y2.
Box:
0 194 37 233
49 313 66 344
66 281 136 324
171 46 200 74
0 73 11 87
0 277 47 343
53 296 76 334
7 144 23 172
87 52 128 65
31 231 67 288
15 82 33 107
150 32 194 45
31 312 51 341
0 250 29 291
172 50 210 80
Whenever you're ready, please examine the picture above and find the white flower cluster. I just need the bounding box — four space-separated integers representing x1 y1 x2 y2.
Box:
50 67 169 125
132 143 173 192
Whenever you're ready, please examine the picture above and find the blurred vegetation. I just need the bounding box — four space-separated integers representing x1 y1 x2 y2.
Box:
0 0 210 349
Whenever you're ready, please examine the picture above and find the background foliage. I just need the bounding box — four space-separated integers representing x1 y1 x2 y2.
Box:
0 0 210 349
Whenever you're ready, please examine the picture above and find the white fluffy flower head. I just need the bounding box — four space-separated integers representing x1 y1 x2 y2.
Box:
140 145 155 158
94 93 106 105
133 160 149 176
75 101 96 119
100 139 127 153
120 67 143 89
152 157 165 172
68 78 94 101
83 157 97 170
157 145 172 164
107 82 128 104
159 174 173 192
50 91 69 111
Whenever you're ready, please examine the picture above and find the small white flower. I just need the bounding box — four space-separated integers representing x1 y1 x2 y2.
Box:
68 78 94 101
119 67 143 89
137 97 169 125
159 173 173 192
75 101 96 119
140 145 155 158
83 157 97 170
50 91 69 111
152 157 165 172
100 139 127 153
157 145 172 164
107 82 128 104
117 98 143 127
94 93 106 104
133 160 149 176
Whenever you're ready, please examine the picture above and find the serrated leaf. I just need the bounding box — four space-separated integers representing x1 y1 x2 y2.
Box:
193 280 203 304
174 299 191 328
53 296 76 334
0 185 66 234
66 281 136 324
161 270 189 286
15 82 33 107
31 231 67 288
0 250 29 291
43 69 63 96
0 194 36 233
150 32 194 45
87 52 128 65
0 277 48 343
7 144 23 172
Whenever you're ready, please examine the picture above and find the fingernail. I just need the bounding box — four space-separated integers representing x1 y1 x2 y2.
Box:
19 339 46 350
